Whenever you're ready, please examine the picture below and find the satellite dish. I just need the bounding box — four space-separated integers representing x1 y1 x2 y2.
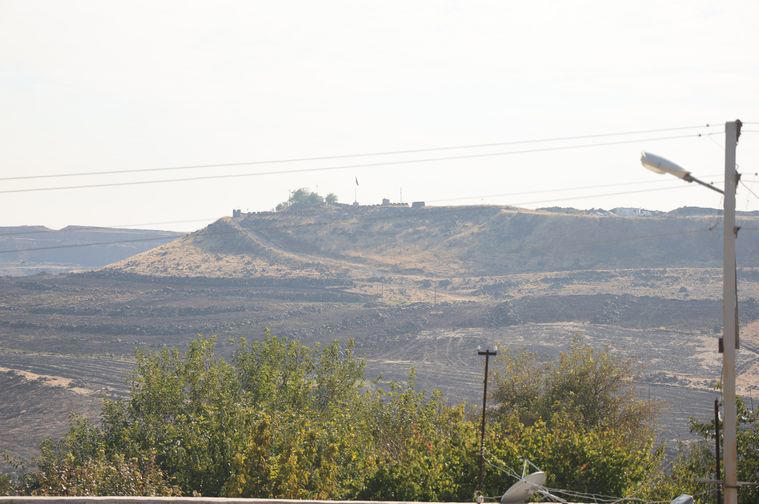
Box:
670 495 694 504
501 471 547 504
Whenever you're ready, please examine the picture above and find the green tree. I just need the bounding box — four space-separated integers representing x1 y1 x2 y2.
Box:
325 193 338 205
275 188 326 211
16 417 177 496
0 473 13 496
5 336 677 501
492 343 655 443
488 344 661 499
357 375 479 501
644 399 759 504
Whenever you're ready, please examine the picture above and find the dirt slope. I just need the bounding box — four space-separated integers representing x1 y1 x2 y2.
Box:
106 205 759 279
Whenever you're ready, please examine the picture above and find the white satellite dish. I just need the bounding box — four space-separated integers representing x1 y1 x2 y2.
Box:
501 471 547 504
670 495 694 504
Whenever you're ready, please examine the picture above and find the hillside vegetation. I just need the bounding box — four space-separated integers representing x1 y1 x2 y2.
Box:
0 336 673 501
5 335 758 503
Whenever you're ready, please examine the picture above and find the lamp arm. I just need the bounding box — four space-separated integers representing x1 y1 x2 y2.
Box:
685 174 725 195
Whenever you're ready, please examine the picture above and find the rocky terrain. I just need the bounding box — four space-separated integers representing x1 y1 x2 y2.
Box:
3 203 759 467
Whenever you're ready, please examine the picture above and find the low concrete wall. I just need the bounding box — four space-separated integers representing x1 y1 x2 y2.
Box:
0 499 478 504
0 499 574 504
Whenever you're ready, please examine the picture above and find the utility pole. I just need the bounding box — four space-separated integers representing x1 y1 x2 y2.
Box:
477 346 497 494
715 398 722 504
722 119 741 504
638 123 741 504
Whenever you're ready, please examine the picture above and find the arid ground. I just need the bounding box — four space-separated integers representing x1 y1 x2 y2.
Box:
3 204 759 467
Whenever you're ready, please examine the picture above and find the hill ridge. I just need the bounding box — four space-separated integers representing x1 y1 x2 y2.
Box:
105 204 759 281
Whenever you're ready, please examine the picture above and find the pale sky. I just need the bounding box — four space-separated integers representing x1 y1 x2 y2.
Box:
1 0 758 231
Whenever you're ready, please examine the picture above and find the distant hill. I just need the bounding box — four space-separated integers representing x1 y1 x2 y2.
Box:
0 225 182 276
105 205 759 279
6 204 759 462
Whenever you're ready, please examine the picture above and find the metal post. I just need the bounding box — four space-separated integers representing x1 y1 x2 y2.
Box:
722 120 741 504
478 347 497 493
715 398 722 504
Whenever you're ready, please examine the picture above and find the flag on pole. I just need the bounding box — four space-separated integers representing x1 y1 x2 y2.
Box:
355 177 359 186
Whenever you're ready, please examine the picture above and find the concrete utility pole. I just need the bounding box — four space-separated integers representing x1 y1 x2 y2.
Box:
477 346 497 494
640 120 742 504
722 120 741 504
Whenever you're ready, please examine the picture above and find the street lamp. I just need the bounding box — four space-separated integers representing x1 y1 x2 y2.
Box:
640 120 742 504
641 151 724 194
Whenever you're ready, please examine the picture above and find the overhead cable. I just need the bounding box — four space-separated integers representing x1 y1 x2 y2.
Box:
426 175 722 204
0 218 217 238
0 132 725 195
430 181 712 205
0 199 739 257
0 178 714 238
0 124 722 182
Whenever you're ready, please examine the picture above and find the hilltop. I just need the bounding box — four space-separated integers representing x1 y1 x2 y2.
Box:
106 204 759 281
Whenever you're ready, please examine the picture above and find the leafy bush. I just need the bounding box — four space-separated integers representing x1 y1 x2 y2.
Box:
4 335 683 501
492 343 654 441
643 399 759 504
15 417 177 496
276 189 334 211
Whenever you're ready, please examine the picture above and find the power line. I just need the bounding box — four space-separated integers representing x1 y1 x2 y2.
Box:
740 180 759 202
0 179 706 238
0 124 722 182
0 234 183 254
702 129 758 210
0 218 216 238
427 176 722 204
4 188 753 257
441 183 707 207
0 221 738 257
0 178 718 241
0 132 724 195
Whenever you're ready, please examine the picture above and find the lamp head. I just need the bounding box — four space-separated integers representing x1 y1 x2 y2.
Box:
640 151 691 180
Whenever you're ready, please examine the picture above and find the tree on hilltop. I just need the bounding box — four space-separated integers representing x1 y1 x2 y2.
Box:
275 189 337 211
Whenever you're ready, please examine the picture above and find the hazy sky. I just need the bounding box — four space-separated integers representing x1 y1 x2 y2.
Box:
2 1 758 231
